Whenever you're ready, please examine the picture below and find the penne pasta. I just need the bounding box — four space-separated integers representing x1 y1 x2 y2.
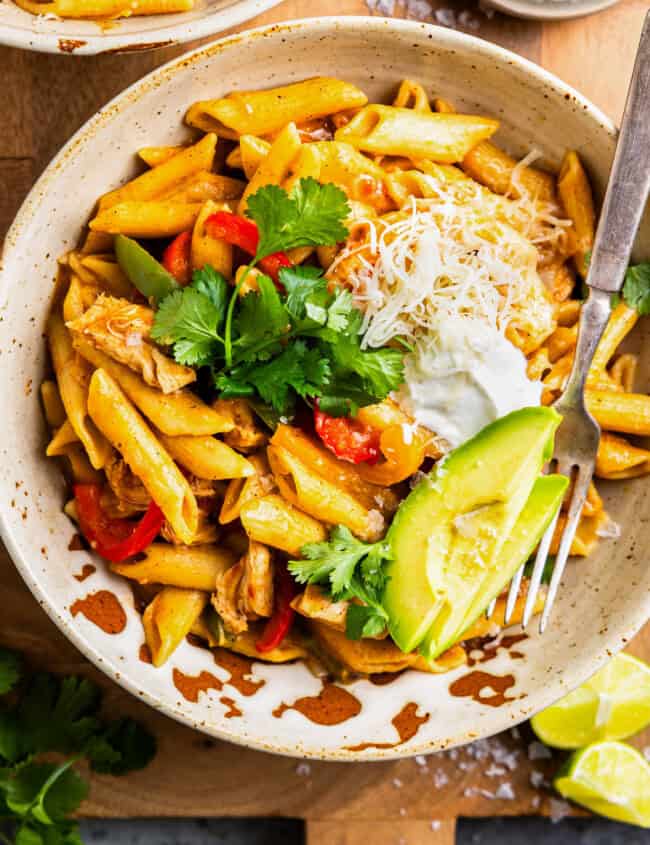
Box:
112 543 236 591
557 150 596 277
226 135 272 179
157 432 254 481
90 201 202 238
191 200 233 277
80 255 133 299
186 78 368 139
219 453 276 525
138 145 187 168
596 432 650 480
143 587 208 667
87 368 199 544
240 494 326 555
238 123 301 214
75 341 232 436
46 419 79 456
47 312 112 470
586 389 650 436
334 105 499 162
392 79 431 112
589 302 638 374
162 171 245 204
40 380 67 428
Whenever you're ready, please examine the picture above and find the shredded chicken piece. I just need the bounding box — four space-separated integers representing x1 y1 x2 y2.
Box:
212 398 269 452
212 541 275 634
66 294 196 394
104 454 151 513
161 510 218 546
291 584 349 632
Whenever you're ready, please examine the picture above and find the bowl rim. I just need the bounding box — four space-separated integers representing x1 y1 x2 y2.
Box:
481 0 619 22
0 0 282 56
2 15 642 761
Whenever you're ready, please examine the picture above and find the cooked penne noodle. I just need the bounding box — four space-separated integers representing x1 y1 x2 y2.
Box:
392 79 431 112
589 302 638 373
163 171 245 204
143 587 208 667
268 444 384 542
191 200 233 276
90 201 202 238
40 380 67 428
80 255 133 299
226 135 272 179
63 275 100 322
596 431 650 479
240 494 326 555
586 389 650 436
219 453 276 525
186 78 367 139
46 419 79 456
138 145 187 167
112 543 236 591
462 141 557 203
63 443 104 484
87 368 199 544
334 105 499 161
47 312 111 470
99 134 216 211
157 432 254 480
75 341 232 436
558 150 596 277
609 353 637 393
238 123 301 214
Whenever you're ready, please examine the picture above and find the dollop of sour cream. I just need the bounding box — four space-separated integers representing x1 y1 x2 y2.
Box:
398 315 542 450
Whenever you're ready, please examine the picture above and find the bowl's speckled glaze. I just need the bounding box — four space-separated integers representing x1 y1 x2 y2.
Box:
2 17 650 761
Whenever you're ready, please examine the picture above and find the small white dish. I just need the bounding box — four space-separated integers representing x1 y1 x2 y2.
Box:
481 0 619 21
0 0 283 55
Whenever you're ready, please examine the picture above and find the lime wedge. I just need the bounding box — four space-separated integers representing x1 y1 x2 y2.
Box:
531 653 650 748
555 741 650 828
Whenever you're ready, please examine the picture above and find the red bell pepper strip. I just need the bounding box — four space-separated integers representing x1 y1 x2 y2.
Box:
162 230 192 286
314 405 382 465
73 483 164 563
256 562 299 653
204 211 292 283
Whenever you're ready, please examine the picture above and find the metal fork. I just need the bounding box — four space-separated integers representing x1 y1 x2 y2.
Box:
499 11 650 634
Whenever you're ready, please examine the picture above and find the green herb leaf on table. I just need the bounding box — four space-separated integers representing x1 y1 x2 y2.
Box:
0 648 22 695
87 718 157 776
622 262 650 315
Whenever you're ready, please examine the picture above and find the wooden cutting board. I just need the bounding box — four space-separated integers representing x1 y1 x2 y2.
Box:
1 2 649 842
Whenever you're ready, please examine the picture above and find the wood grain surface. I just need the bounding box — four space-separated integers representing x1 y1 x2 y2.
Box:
0 2 648 841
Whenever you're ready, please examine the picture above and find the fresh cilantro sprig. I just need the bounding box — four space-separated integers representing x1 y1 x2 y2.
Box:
289 526 392 640
152 260 405 420
621 262 650 314
0 646 156 845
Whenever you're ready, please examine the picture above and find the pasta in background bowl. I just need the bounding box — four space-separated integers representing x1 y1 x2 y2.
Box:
2 17 650 759
0 0 281 55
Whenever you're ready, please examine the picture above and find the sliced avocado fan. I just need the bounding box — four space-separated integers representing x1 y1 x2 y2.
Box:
382 407 565 657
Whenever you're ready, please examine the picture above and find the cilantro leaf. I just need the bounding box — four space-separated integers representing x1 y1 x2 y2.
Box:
279 265 329 321
15 821 83 845
151 281 227 368
622 262 650 315
247 178 350 260
345 603 387 640
0 647 22 695
87 718 157 776
190 266 229 313
4 761 87 824
233 275 289 361
349 347 406 397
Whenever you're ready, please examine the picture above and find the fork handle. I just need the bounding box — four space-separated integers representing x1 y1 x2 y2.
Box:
586 10 650 294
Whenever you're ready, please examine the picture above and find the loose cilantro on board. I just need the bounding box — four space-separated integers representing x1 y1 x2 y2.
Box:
0 648 156 845
289 526 392 640
150 184 406 420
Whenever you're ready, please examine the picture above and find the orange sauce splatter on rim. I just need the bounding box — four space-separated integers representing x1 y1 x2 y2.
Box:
173 668 223 703
344 701 430 751
73 564 96 583
220 696 243 719
139 643 152 664
70 590 126 634
449 670 520 707
273 682 361 726
213 649 265 697
466 634 528 667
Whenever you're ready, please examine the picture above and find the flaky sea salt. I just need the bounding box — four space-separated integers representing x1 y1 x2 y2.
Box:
433 769 449 788
495 782 515 800
485 764 507 778
295 762 311 777
528 741 552 761
393 777 403 788
431 821 441 831
433 7 456 26
415 754 428 767
550 798 571 822
530 771 549 789
405 0 432 18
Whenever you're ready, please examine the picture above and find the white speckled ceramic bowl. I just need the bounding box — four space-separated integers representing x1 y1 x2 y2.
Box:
0 0 282 55
480 0 619 22
2 17 649 760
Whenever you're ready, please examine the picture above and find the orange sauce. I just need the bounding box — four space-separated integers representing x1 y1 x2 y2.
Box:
220 696 243 719
70 590 126 634
449 670 520 707
344 701 429 751
173 668 223 703
73 564 96 583
273 682 361 726
213 649 265 697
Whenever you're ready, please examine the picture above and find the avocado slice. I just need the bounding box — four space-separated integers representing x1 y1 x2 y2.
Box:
420 473 569 660
383 407 562 654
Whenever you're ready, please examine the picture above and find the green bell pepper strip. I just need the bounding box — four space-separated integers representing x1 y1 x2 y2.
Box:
114 234 179 304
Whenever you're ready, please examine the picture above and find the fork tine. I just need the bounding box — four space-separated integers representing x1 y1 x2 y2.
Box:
521 505 562 629
539 466 593 633
503 562 525 625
